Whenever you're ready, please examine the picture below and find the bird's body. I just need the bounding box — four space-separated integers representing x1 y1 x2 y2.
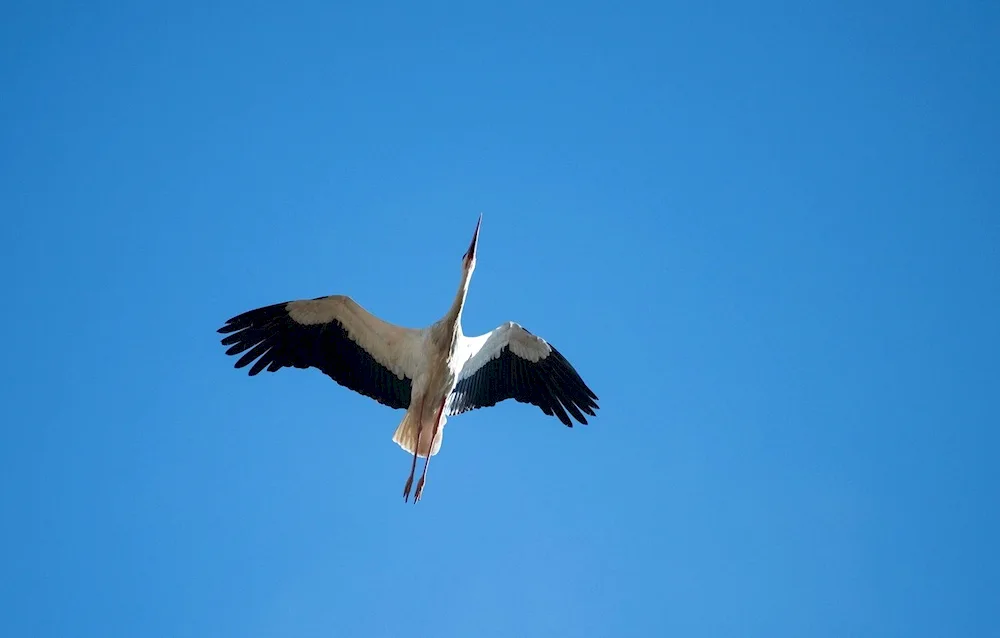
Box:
392 317 463 460
218 215 599 502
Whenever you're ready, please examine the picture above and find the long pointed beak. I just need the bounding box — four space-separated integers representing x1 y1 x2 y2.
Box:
465 214 482 260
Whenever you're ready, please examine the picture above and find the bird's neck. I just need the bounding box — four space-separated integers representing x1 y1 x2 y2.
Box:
442 266 473 337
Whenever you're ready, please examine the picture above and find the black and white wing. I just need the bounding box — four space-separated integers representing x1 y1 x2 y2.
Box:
217 295 424 409
447 321 599 426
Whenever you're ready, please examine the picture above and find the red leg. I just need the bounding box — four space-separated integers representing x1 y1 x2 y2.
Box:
414 397 447 503
402 398 424 502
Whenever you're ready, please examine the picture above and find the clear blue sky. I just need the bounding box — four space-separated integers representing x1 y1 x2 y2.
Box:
2 1 997 636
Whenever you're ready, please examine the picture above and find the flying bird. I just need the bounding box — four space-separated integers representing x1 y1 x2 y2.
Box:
217 215 599 503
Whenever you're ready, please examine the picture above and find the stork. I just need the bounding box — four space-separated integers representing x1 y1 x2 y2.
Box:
217 215 599 503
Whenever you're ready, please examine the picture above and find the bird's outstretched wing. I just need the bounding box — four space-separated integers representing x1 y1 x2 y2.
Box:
447 321 599 426
218 295 424 409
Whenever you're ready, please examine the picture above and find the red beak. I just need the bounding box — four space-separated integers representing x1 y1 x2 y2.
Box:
465 214 482 261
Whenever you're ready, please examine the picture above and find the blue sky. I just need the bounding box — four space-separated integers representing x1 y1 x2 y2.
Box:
2 1 997 636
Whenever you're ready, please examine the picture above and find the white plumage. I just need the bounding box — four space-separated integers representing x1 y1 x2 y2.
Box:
218 215 599 503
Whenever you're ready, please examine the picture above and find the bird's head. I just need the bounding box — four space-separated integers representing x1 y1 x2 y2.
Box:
462 213 482 271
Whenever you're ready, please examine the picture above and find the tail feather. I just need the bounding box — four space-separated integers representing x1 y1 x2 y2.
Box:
392 409 445 458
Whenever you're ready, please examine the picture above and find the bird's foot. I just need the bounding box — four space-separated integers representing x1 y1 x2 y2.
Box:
413 476 426 503
402 475 414 502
